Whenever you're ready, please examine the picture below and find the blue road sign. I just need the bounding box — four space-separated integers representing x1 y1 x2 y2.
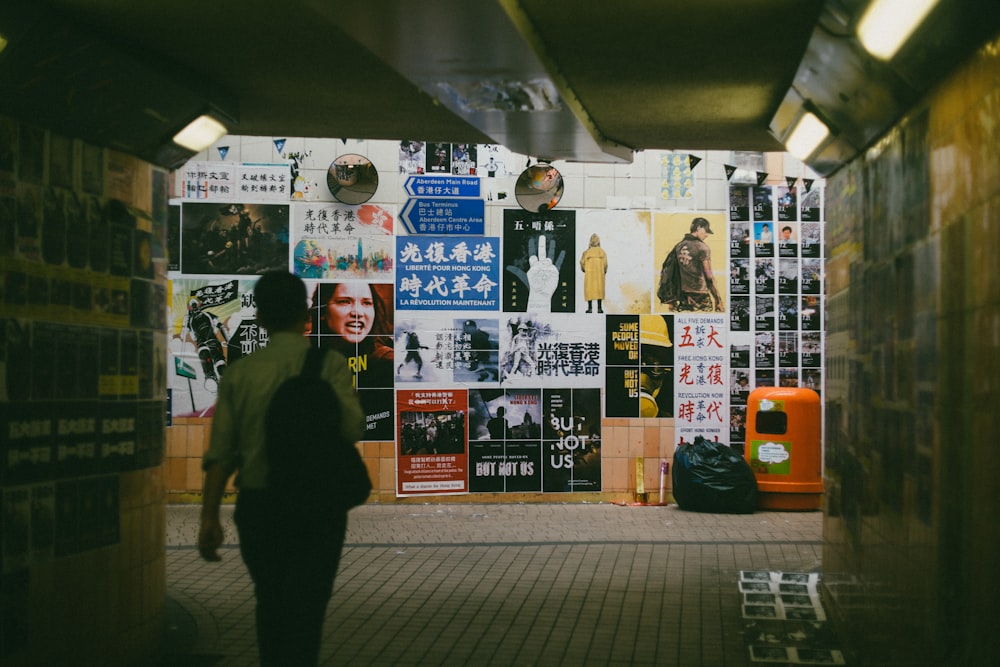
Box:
404 175 481 198
401 198 485 235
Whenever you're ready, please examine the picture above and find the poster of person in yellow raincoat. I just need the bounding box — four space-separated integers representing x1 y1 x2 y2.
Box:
579 233 607 313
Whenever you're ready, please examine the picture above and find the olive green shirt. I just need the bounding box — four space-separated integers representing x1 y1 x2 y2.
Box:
204 332 365 490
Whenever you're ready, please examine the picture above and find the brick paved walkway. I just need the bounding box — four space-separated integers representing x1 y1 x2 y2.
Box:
160 503 829 666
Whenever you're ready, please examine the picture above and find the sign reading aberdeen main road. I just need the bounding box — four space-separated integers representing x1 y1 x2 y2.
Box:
404 175 481 199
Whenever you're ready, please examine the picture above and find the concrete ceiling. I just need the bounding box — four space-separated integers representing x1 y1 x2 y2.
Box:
0 1 996 170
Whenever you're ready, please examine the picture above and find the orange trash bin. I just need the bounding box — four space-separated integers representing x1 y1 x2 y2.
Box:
744 387 823 510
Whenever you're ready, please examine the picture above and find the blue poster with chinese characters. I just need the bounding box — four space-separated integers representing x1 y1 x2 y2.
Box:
395 236 500 310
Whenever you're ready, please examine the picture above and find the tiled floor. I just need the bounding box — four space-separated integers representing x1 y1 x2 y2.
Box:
159 503 834 666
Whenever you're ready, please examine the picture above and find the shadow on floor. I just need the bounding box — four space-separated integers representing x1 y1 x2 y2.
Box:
138 597 226 667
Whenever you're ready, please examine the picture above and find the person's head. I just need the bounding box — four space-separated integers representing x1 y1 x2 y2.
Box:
690 217 713 239
589 233 601 247
781 226 793 239
496 406 505 417
323 282 383 343
254 271 308 332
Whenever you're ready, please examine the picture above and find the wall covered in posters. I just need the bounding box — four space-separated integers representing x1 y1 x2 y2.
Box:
168 142 823 498
3 119 169 534
1 115 170 660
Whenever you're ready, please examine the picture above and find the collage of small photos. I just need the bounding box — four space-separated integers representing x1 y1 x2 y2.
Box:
727 182 824 447
740 570 846 665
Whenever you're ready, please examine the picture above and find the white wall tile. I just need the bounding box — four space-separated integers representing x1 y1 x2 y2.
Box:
581 161 614 178
613 175 645 200
368 141 401 172
300 139 340 169
583 176 614 208
240 136 280 163
703 177 730 210
374 169 400 205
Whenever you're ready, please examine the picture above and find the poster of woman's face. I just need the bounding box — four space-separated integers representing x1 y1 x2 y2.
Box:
307 280 397 439
313 281 393 340
309 280 395 390
323 281 377 343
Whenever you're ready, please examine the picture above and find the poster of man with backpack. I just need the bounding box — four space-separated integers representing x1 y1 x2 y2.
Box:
655 214 726 313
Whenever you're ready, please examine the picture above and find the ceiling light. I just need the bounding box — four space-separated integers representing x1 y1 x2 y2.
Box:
172 114 228 152
857 0 940 60
784 111 831 162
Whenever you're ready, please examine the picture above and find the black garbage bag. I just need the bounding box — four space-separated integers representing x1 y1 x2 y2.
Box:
672 436 758 513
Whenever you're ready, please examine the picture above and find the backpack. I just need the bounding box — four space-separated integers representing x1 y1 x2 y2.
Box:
657 244 681 305
264 346 372 510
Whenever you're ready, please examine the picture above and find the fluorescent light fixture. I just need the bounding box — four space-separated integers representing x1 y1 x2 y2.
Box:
857 0 940 60
784 111 831 161
172 114 228 152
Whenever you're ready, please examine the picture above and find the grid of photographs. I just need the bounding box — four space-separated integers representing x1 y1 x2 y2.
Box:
728 184 823 447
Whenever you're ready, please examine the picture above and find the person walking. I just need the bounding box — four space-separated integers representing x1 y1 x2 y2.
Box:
198 270 365 666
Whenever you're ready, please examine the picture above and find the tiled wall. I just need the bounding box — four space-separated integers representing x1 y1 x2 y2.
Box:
822 33 1000 666
5 468 165 666
167 416 677 503
0 128 167 664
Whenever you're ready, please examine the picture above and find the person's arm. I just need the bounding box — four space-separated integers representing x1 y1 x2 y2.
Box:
198 461 234 561
702 259 724 311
